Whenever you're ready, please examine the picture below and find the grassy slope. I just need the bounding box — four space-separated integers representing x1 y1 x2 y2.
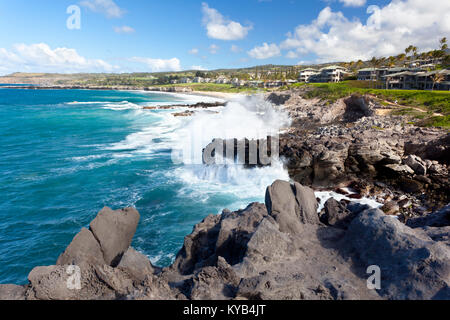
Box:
289 81 450 128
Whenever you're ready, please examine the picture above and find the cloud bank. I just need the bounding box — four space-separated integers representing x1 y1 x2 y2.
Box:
202 3 252 40
280 0 450 62
0 43 117 74
80 0 125 18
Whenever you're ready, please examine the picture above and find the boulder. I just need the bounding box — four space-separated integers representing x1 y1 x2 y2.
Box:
117 247 156 282
407 205 450 228
173 203 268 274
293 182 320 224
190 257 240 300
380 201 400 216
384 164 414 175
265 180 319 235
89 207 140 266
26 265 115 300
405 133 450 165
215 203 268 265
265 180 304 235
404 155 427 176
56 228 105 266
0 284 26 300
321 198 356 229
344 209 450 300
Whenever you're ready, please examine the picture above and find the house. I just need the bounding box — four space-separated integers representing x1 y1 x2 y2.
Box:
170 79 178 84
265 80 284 88
247 80 264 88
215 76 230 84
231 78 246 87
179 77 192 84
357 68 388 81
299 68 319 83
310 66 348 83
193 77 204 83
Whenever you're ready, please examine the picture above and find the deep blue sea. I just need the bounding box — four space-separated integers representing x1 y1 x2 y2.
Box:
0 88 291 284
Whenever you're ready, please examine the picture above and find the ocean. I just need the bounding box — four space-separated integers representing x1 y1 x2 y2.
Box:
0 88 291 284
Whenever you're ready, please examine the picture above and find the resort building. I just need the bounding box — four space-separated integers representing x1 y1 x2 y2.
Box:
309 66 349 83
193 77 204 83
231 78 246 87
179 77 193 84
383 69 450 91
357 68 388 81
298 68 319 83
215 76 231 84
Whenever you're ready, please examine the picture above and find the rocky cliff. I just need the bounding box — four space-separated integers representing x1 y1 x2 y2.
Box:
1 181 448 300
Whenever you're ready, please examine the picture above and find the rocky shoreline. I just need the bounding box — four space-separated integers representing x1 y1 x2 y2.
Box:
1 181 448 300
0 89 449 300
268 91 449 219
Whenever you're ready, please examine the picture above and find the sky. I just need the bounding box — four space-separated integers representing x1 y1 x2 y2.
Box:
0 0 448 74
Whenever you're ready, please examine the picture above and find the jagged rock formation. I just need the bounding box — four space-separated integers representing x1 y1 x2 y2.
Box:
1 180 448 300
266 92 449 215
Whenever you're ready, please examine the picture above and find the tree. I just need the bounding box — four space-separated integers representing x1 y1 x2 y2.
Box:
385 76 392 90
440 37 448 51
411 46 418 60
388 56 396 67
431 72 444 91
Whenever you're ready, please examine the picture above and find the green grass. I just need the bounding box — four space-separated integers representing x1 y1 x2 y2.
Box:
416 115 450 129
288 81 450 129
296 81 450 115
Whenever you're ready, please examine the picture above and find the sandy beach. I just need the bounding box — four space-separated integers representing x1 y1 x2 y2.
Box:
190 91 249 101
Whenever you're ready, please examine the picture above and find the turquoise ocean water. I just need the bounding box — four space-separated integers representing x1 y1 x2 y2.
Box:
0 88 290 284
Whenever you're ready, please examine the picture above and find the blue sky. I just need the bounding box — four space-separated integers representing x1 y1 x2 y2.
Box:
0 0 448 74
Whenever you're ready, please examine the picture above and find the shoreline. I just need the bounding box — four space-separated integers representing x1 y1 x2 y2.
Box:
0 84 242 103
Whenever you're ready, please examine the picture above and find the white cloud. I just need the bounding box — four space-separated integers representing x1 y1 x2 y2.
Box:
0 43 117 74
191 65 208 71
230 45 241 53
286 51 299 59
189 48 199 55
80 0 125 18
248 43 281 59
129 57 181 72
114 26 135 34
339 0 366 7
209 44 220 54
202 3 252 40
280 1 450 63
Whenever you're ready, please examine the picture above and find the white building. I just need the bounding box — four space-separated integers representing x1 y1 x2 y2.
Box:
215 76 231 84
310 66 349 83
299 68 319 83
180 77 193 84
231 78 246 87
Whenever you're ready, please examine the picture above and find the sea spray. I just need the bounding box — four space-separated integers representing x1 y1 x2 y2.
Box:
171 94 291 165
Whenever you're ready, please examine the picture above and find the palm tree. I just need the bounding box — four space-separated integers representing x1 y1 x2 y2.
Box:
411 46 418 59
431 72 444 91
388 56 396 67
396 53 406 65
440 37 448 51
385 76 392 90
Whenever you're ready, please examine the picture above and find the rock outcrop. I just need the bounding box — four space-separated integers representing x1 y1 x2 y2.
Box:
2 180 448 300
